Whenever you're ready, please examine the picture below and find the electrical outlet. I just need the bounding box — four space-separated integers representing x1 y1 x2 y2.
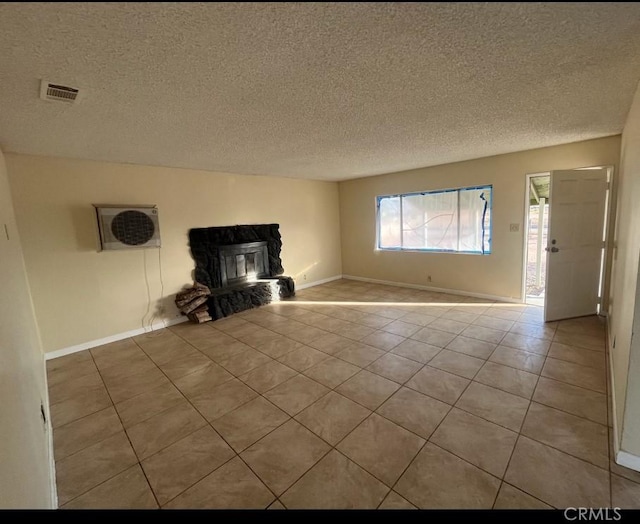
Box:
509 223 520 233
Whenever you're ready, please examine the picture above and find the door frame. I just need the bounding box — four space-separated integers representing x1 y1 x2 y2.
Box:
521 165 615 315
522 172 550 306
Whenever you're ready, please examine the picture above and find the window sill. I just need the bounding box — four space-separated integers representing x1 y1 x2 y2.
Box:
375 248 490 256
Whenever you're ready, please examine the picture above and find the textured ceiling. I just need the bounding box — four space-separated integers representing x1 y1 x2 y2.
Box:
1 3 640 181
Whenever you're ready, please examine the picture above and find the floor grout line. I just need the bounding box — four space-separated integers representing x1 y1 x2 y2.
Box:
134 330 287 508
186 314 611 473
55 347 161 509
94 340 165 509
49 281 615 509
377 342 493 507
494 335 547 507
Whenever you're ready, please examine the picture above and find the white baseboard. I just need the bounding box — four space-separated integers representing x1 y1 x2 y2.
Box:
617 450 640 472
607 323 640 472
45 276 342 361
342 274 523 304
45 316 188 360
46 276 345 360
295 274 343 291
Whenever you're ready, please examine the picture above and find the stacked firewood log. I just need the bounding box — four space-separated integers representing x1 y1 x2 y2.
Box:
175 283 212 323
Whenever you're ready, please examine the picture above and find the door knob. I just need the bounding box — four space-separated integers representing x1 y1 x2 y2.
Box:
545 246 560 253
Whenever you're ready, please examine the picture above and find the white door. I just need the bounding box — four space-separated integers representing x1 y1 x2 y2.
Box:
544 169 608 322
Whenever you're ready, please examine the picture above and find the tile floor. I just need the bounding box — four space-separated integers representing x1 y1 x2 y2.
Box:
47 279 640 509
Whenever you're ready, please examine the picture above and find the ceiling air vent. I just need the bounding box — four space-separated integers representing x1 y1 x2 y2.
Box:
40 80 80 103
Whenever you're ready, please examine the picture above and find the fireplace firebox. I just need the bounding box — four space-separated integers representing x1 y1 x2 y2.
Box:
219 241 269 288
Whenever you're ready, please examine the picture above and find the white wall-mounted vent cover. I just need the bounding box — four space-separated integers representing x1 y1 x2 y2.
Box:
94 205 161 251
40 80 80 103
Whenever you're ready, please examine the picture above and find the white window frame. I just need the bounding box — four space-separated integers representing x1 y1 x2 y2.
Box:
376 184 493 255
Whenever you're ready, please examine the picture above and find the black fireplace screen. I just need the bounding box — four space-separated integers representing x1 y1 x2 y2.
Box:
219 241 269 287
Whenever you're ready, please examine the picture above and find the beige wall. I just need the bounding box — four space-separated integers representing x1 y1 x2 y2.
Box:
609 81 640 456
6 154 342 353
0 148 54 507
339 136 621 301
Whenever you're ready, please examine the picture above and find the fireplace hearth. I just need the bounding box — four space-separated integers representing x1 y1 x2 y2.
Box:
188 224 295 320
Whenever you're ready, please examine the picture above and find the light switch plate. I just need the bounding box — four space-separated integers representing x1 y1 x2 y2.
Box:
510 223 520 232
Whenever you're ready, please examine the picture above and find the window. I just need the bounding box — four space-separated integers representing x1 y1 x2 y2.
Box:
377 185 492 254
